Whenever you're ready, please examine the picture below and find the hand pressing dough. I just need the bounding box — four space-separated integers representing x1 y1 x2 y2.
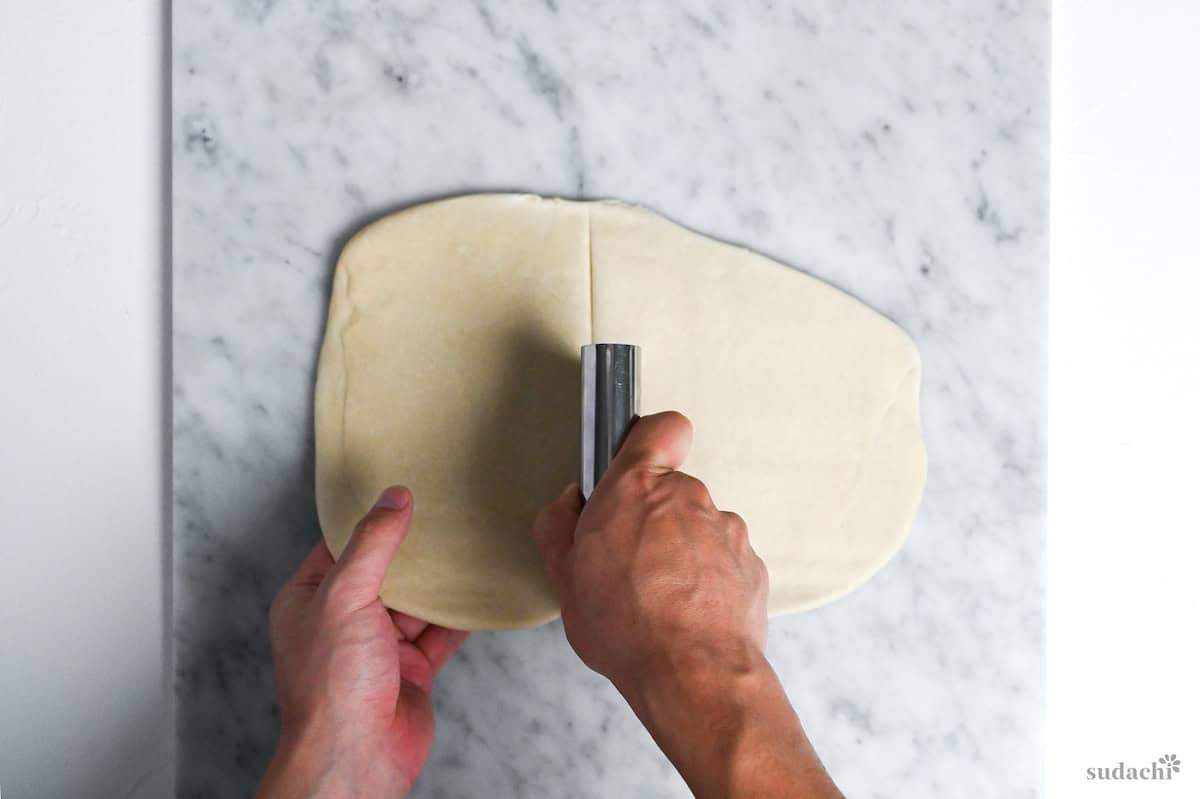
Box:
315 194 926 630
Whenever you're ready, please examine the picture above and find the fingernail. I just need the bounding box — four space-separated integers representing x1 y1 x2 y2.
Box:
374 486 411 511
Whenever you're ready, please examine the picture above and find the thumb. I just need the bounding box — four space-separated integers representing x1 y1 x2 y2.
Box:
533 482 582 596
607 411 693 478
326 485 413 609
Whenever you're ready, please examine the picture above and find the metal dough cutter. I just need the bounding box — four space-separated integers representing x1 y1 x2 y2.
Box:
581 343 641 499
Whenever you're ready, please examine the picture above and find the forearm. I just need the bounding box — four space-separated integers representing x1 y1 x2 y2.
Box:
618 650 843 799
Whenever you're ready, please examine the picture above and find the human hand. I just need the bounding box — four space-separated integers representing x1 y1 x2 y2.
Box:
532 411 769 701
533 414 844 799
258 486 469 799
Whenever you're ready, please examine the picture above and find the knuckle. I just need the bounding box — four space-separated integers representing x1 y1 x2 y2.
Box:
671 472 713 506
613 465 655 498
722 511 751 547
352 511 381 535
722 510 748 535
354 512 388 539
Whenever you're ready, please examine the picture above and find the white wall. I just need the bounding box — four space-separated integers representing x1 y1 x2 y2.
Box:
0 2 170 797
1048 1 1200 795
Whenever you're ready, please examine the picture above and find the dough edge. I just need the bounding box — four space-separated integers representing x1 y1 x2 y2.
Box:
314 193 926 630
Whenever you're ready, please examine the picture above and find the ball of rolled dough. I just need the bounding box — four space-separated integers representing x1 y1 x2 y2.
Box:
315 194 926 630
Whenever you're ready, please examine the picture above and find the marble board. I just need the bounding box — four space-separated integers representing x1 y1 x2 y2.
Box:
173 2 1047 796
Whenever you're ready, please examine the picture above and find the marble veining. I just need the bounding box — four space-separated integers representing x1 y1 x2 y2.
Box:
174 1 1047 796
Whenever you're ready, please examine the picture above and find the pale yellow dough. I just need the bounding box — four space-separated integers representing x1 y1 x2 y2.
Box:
315 194 926 630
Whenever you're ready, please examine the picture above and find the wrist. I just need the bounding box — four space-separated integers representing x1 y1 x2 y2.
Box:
258 723 410 799
619 648 774 798
615 647 838 799
615 639 770 725
259 727 342 799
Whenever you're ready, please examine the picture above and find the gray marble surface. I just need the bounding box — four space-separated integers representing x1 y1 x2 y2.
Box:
173 1 1047 796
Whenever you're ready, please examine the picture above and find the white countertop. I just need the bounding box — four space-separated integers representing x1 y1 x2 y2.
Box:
1 1 1197 797
0 3 169 797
